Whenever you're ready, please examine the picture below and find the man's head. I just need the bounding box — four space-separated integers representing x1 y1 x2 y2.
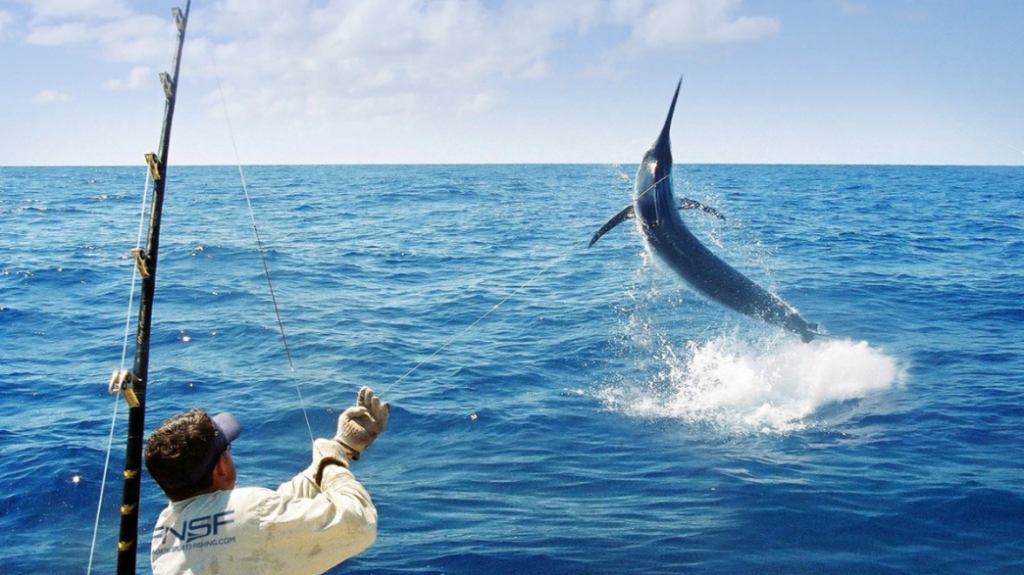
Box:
145 408 241 501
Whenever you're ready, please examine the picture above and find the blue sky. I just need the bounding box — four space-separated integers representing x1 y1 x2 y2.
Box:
1 0 1021 166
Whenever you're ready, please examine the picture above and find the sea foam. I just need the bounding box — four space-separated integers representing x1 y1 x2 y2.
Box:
600 334 904 433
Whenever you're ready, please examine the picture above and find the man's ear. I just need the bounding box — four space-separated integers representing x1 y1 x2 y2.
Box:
210 450 235 488
212 453 230 478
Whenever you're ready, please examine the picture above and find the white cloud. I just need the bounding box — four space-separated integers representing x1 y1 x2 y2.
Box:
104 65 152 90
18 0 131 21
580 0 779 79
26 14 173 63
611 0 780 48
15 0 781 126
181 0 565 124
180 0 779 122
18 0 176 65
25 21 91 45
33 89 71 103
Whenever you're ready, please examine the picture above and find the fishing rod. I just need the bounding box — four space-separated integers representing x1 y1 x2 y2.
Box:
107 2 190 573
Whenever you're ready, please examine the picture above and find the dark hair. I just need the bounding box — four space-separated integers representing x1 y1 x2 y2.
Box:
144 408 218 501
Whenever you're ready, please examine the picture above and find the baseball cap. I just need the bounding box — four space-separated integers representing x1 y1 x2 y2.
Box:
211 412 241 454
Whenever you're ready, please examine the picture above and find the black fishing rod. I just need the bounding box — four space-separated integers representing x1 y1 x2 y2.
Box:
108 2 190 573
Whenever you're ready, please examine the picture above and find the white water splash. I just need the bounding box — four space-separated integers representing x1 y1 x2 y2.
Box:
599 334 904 433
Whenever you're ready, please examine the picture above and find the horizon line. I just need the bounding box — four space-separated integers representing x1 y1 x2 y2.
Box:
3 161 1023 169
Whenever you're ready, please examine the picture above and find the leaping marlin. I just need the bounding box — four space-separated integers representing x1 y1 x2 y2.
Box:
590 79 821 343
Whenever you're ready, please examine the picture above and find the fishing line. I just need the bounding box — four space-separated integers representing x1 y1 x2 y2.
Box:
203 19 315 444
87 170 153 574
86 399 120 575
379 236 589 396
983 134 1024 157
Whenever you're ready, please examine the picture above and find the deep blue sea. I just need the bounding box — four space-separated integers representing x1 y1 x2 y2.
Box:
1 163 1022 574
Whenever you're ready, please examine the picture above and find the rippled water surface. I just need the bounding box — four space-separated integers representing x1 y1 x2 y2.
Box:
2 164 1022 574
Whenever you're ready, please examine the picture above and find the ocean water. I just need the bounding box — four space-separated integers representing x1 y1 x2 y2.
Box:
1 163 1022 574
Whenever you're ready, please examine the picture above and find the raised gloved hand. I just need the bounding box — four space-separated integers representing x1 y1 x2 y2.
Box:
335 386 389 460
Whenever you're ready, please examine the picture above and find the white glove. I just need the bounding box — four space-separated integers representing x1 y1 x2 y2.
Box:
335 386 389 460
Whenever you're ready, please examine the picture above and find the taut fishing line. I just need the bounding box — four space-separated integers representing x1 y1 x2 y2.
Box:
984 134 1024 157
380 234 589 396
203 18 315 445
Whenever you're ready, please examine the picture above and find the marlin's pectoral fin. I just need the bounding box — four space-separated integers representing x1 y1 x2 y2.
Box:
679 198 726 221
589 205 635 247
800 323 836 343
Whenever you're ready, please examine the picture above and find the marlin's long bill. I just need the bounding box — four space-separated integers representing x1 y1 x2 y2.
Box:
592 77 821 343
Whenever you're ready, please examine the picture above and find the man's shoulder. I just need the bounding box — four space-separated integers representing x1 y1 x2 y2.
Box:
162 486 277 515
223 485 281 508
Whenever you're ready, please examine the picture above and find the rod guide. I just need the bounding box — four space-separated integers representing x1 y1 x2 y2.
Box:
108 369 141 408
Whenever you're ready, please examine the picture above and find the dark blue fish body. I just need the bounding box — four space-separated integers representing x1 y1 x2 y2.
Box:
592 79 820 342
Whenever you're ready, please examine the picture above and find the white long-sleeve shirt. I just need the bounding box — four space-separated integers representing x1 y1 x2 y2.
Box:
150 441 376 575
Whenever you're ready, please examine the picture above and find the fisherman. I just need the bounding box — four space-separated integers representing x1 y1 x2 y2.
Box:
144 386 389 575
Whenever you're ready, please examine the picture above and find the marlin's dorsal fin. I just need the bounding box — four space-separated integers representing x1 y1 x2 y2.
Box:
589 205 635 247
651 77 683 160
